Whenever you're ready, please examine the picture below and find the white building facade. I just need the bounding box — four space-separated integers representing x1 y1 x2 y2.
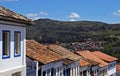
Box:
92 51 118 76
26 56 80 76
0 24 26 76
26 56 64 76
79 65 90 76
63 60 79 76
40 60 63 76
0 6 32 76
107 61 117 76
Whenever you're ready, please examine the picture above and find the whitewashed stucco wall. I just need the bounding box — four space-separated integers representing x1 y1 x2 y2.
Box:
0 23 26 76
108 61 116 76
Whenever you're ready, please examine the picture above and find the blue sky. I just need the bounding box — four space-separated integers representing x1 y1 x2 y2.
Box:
0 0 120 23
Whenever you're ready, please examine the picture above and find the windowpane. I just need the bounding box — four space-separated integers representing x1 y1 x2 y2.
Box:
57 67 59 76
43 71 46 76
14 32 21 56
51 68 54 76
60 66 62 76
47 69 50 76
53 68 56 76
3 31 10 58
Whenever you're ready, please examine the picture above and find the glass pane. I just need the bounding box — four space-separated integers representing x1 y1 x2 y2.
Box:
15 32 21 55
47 69 50 76
43 71 46 76
3 31 10 56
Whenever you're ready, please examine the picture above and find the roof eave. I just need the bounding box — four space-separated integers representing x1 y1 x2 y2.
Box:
0 16 34 26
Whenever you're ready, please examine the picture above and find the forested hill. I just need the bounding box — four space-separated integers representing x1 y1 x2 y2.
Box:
26 19 120 62
27 19 120 43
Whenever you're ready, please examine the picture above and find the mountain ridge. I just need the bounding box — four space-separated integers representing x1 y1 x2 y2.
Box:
27 19 120 43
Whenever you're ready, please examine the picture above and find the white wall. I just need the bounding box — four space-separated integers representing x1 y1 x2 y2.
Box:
108 61 116 76
0 66 26 76
98 66 108 76
40 60 63 76
63 60 79 76
0 23 26 76
26 57 38 76
41 60 63 71
79 66 89 72
40 60 80 76
79 66 91 76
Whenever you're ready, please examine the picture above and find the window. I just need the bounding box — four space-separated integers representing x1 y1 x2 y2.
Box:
47 69 50 76
53 68 56 76
60 67 62 76
57 67 59 76
67 68 70 76
12 71 21 76
51 68 54 76
74 67 76 76
72 68 74 76
83 70 87 76
77 66 79 75
14 31 21 57
43 71 46 76
38 68 41 76
80 72 82 76
2 30 10 59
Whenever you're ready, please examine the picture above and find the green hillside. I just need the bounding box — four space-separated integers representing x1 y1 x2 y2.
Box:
27 19 120 62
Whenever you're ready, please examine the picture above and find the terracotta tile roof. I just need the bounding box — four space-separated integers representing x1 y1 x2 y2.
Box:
0 6 33 25
26 40 64 64
46 44 81 61
117 64 120 73
80 59 90 67
80 57 99 67
46 44 99 67
76 50 108 67
92 51 118 62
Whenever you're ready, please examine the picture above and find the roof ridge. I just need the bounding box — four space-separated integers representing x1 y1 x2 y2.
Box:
0 6 29 20
0 6 33 25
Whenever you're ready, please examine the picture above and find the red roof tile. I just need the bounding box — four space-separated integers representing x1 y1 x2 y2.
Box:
80 59 90 67
0 6 33 25
92 51 118 62
26 40 64 64
46 44 81 61
76 50 108 67
46 44 99 67
79 57 99 67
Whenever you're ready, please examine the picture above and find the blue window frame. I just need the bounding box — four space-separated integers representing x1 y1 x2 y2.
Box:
14 31 21 57
2 30 10 59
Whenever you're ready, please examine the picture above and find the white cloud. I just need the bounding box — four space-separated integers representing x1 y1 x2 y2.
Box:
70 19 76 21
67 12 80 21
113 10 120 16
33 17 41 20
40 11 48 16
68 12 80 19
26 11 48 20
26 13 38 17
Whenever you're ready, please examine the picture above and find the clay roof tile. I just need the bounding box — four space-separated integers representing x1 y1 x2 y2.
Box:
92 51 118 62
26 40 64 64
76 50 108 67
0 6 33 25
